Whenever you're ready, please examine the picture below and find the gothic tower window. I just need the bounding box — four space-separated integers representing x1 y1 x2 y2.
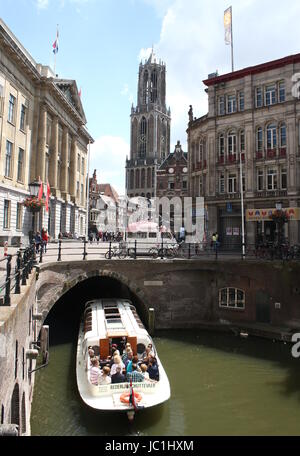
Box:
143 70 149 105
139 117 147 158
150 70 158 103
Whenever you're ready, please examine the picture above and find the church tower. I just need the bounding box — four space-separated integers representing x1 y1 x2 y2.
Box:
126 49 171 198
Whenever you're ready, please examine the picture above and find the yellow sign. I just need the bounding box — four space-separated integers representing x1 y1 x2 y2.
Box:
246 208 300 222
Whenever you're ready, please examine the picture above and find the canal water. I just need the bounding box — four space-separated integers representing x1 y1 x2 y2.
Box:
31 304 300 436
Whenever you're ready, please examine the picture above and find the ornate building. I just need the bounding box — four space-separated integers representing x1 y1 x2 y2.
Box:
0 18 93 245
187 53 300 249
126 49 171 198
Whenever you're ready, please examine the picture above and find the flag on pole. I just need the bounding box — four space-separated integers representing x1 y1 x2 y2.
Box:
224 6 232 45
38 177 43 201
45 180 51 213
78 87 82 98
53 28 59 55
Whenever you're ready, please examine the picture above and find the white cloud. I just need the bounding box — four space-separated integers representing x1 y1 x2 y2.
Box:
36 0 49 9
121 83 134 104
90 136 130 196
140 0 300 151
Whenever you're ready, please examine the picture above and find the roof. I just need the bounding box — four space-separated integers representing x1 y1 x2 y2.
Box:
99 184 119 203
203 52 300 87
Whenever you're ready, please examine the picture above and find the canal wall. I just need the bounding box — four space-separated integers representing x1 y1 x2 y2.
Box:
0 270 37 436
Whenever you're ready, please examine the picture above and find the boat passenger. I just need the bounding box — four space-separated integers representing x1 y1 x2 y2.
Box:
124 350 133 371
141 344 155 364
90 358 101 385
111 366 126 384
147 355 159 381
110 355 125 376
140 364 150 380
132 355 142 371
127 364 145 383
88 346 95 358
121 344 132 362
99 366 111 385
109 350 120 367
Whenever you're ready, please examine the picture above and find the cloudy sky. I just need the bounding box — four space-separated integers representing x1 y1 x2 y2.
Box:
1 0 300 194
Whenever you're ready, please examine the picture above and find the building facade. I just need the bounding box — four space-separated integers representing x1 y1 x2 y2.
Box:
0 19 92 245
188 53 300 249
126 49 171 198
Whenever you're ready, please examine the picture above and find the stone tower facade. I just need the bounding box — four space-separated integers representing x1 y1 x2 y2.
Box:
126 50 171 198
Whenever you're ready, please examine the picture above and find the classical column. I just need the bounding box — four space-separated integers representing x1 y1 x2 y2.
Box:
36 105 47 181
69 137 77 198
49 116 58 189
60 126 69 194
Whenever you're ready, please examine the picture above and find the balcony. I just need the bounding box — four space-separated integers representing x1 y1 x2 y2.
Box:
256 151 263 160
279 147 287 158
240 152 245 162
254 190 288 198
266 148 277 159
217 156 225 165
227 154 237 164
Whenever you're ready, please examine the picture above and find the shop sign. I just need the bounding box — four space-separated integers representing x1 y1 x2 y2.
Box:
246 207 300 222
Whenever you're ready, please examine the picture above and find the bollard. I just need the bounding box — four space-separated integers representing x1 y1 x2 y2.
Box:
39 244 43 264
83 238 87 260
148 308 155 336
15 251 21 294
160 237 164 260
109 241 112 260
134 240 137 260
188 243 191 259
4 255 12 306
58 240 62 262
21 249 27 286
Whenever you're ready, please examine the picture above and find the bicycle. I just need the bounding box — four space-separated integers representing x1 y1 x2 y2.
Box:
105 245 127 259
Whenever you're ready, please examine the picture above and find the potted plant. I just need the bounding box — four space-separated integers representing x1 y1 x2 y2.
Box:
22 196 46 213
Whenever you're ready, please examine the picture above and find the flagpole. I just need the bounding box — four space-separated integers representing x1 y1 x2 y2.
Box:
53 24 59 76
231 7 234 72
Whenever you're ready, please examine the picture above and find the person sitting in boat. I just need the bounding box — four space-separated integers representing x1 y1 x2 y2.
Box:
109 350 121 367
110 355 125 376
88 346 95 358
111 365 126 384
98 366 111 385
132 355 142 371
127 364 145 383
121 343 132 362
147 355 159 381
90 358 101 385
124 350 134 372
140 364 150 380
141 344 155 364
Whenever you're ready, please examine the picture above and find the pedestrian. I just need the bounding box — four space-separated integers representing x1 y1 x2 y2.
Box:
41 228 48 253
179 226 186 243
96 232 100 245
35 231 42 253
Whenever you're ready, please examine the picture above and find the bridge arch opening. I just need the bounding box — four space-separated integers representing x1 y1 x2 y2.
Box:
43 274 149 345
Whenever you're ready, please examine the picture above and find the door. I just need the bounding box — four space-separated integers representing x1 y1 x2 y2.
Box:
256 290 271 323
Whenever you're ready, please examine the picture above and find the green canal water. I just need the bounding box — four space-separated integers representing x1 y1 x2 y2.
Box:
30 314 300 436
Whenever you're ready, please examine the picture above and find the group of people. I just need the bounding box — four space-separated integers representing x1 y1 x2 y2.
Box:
88 342 159 386
88 231 124 244
32 228 49 253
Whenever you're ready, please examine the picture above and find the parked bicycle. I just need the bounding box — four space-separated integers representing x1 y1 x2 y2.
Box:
105 245 127 259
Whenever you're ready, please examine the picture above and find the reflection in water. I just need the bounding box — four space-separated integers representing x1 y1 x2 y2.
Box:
31 299 300 436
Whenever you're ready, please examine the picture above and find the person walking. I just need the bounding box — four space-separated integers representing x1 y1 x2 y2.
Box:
41 228 48 253
35 231 42 253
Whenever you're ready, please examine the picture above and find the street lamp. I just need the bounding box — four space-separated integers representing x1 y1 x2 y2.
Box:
28 180 43 238
239 152 246 260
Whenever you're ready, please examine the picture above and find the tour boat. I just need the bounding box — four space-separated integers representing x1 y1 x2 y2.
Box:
76 299 170 420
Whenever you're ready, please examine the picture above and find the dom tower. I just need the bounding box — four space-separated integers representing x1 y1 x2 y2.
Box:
126 49 171 198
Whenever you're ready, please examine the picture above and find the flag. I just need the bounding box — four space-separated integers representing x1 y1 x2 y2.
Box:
224 6 232 45
45 180 51 213
38 178 43 201
53 29 59 55
78 87 82 98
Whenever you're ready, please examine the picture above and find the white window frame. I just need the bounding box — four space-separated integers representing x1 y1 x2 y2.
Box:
280 124 287 147
281 168 287 190
219 288 245 309
227 95 237 114
239 92 245 111
219 96 225 115
279 81 285 103
5 140 13 178
256 87 263 108
228 174 237 193
265 84 276 106
256 127 263 151
3 200 11 229
228 131 237 155
267 124 277 149
257 169 264 191
219 174 225 194
267 168 277 191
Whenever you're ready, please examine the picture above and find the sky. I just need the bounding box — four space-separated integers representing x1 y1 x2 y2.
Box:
1 0 300 195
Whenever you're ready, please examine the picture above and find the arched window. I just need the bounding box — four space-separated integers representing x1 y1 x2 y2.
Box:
21 393 26 435
135 169 140 189
147 168 151 188
219 288 245 309
130 170 134 189
1 404 4 424
143 70 149 104
280 123 287 147
228 131 237 156
218 134 225 161
150 70 158 103
256 127 263 151
139 117 147 158
11 383 20 432
15 340 18 379
239 130 245 152
141 169 145 188
267 124 277 149
199 140 204 162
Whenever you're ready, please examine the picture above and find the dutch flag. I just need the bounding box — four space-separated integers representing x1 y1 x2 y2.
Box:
53 30 59 55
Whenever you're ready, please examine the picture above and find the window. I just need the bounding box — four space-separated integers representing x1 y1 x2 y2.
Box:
45 155 49 181
257 127 263 151
219 288 245 309
46 115 52 145
256 87 263 108
168 179 175 190
228 174 237 193
219 96 225 115
240 130 245 152
15 340 18 379
199 176 203 196
139 117 147 158
77 154 80 173
279 81 285 103
219 174 225 193
5 141 13 178
8 94 16 123
3 200 11 229
58 125 63 154
81 183 84 204
267 124 277 149
228 131 237 155
76 181 80 198
281 168 287 190
0 84 4 116
257 169 264 191
227 95 236 114
20 104 26 131
17 148 24 182
267 169 277 190
280 124 287 147
182 180 187 190
265 84 276 106
67 137 72 163
219 134 225 159
239 92 244 111
81 157 84 175
16 203 23 230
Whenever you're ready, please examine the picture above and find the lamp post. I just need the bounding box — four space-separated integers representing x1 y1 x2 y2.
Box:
28 180 42 239
239 152 246 260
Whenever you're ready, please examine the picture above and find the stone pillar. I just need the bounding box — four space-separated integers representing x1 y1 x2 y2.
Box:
36 106 47 181
49 117 58 189
60 127 69 194
69 138 77 198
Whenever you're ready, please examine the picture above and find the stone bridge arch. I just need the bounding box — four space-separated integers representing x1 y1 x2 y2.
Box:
36 266 151 326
